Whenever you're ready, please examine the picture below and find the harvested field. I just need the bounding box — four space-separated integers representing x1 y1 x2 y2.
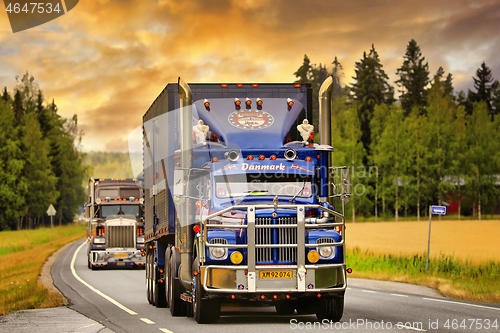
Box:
346 220 500 264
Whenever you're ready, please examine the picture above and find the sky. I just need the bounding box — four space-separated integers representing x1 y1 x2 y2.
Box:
1 0 499 152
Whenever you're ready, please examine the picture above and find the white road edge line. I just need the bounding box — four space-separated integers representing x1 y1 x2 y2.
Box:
361 290 377 293
423 297 500 311
396 324 427 332
140 318 155 324
160 328 174 333
391 293 408 297
71 241 138 315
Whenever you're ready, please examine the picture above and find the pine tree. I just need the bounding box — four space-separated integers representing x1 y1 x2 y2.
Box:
396 39 430 116
0 101 27 230
351 45 393 160
293 55 313 83
468 62 498 119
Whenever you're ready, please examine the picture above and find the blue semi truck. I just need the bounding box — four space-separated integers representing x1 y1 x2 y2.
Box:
142 78 350 323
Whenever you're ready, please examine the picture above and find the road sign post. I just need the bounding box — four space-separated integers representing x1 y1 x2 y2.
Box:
47 204 57 241
426 205 446 275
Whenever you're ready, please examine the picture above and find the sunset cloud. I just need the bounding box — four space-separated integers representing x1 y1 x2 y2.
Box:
0 0 498 152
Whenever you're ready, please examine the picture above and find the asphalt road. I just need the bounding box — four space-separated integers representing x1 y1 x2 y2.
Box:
52 239 500 333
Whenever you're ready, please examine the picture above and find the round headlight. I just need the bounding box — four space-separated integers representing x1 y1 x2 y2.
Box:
318 246 334 259
210 247 226 259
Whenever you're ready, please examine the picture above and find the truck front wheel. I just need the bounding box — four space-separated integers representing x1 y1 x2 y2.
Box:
193 273 220 323
315 296 344 322
168 255 186 316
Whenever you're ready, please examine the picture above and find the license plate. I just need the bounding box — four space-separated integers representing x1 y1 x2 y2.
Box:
114 253 128 258
259 270 293 279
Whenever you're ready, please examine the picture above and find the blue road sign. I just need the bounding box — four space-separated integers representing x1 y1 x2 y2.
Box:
431 206 446 215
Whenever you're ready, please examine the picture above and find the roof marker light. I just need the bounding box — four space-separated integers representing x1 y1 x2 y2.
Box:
252 84 259 87
256 98 263 106
305 156 312 162
221 84 228 87
237 84 244 87
204 99 210 109
270 155 276 160
259 155 265 160
247 155 254 160
234 98 241 106
287 98 294 107
245 98 251 106
294 83 302 88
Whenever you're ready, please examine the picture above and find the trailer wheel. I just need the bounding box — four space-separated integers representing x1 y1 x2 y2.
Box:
169 255 186 316
315 296 344 322
193 274 220 323
164 248 171 308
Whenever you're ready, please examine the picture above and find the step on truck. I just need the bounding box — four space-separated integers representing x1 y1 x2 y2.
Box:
85 178 146 269
142 78 350 323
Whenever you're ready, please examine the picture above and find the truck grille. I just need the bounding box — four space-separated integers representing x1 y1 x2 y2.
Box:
255 217 297 264
106 225 135 248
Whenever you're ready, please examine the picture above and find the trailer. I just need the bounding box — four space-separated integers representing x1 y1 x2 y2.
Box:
142 78 350 323
85 178 146 269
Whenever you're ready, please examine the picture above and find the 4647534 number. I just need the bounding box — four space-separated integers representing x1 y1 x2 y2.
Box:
5 2 62 14
444 319 498 330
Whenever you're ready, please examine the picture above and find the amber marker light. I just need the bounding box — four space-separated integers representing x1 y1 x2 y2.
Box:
204 99 210 109
305 156 312 162
260 295 265 300
234 98 241 106
273 295 278 299
256 97 263 106
247 155 254 160
231 295 236 299
307 250 320 263
259 155 265 160
287 98 294 107
212 157 218 162
193 225 201 233
270 155 276 160
245 97 251 106
230 251 243 264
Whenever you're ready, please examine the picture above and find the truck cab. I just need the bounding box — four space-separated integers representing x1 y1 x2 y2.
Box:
85 178 146 269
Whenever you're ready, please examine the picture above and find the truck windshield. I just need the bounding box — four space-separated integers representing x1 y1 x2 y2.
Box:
214 174 313 199
101 205 140 218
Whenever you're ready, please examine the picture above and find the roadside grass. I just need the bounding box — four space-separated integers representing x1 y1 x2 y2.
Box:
0 223 86 315
347 248 500 303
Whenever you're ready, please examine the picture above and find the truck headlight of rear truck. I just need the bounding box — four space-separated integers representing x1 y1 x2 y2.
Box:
93 237 105 244
316 237 336 259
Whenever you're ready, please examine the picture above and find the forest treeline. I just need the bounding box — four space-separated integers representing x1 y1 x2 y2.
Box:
84 151 134 179
0 73 87 230
296 39 500 221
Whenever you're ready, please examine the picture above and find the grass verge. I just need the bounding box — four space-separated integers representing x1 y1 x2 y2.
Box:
347 247 500 303
0 223 86 315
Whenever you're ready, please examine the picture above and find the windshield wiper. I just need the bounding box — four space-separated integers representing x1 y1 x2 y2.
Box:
290 179 307 202
234 190 269 205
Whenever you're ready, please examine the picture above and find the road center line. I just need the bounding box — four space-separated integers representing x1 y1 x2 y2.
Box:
391 293 408 297
423 297 500 311
70 241 138 315
396 324 427 332
160 328 175 333
140 318 155 324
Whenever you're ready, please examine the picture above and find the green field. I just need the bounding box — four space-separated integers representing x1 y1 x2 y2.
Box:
0 224 86 315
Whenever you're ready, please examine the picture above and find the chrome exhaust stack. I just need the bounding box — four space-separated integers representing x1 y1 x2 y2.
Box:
178 77 193 290
319 76 334 146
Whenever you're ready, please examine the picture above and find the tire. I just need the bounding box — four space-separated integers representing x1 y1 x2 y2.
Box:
275 301 295 315
164 248 171 308
315 296 344 322
296 300 314 315
147 251 153 305
87 255 91 269
193 273 220 323
169 253 186 316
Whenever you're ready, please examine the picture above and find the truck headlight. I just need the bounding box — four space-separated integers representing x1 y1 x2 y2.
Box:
209 247 227 259
316 237 336 259
93 237 105 244
208 237 228 260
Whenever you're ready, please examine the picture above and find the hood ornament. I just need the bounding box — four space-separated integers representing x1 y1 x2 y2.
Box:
273 195 278 209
